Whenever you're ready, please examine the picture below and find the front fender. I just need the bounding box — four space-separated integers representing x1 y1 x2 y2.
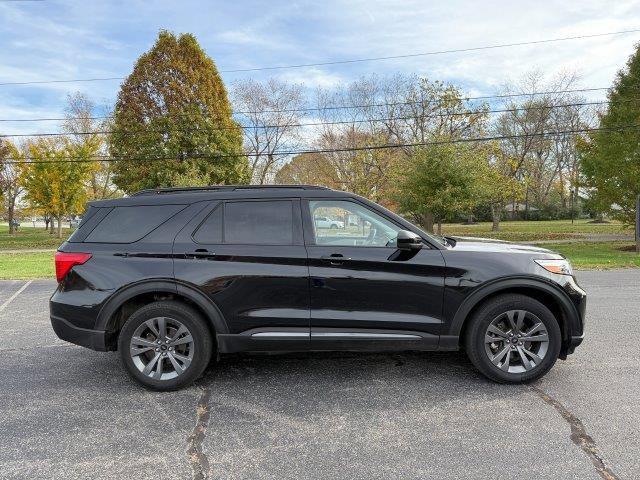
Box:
440 275 583 349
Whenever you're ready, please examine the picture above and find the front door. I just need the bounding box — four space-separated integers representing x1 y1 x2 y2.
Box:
303 199 446 350
173 198 310 351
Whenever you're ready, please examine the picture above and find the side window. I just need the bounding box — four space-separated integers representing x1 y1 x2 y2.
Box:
193 204 222 244
85 204 184 243
224 200 293 245
309 200 402 247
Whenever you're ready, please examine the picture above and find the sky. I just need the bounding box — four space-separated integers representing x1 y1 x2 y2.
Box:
1 0 640 136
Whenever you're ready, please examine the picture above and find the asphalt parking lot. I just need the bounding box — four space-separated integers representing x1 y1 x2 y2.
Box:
0 270 638 480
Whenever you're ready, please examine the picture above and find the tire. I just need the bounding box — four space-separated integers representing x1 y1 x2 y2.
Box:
330 224 338 229
464 294 561 383
118 300 213 391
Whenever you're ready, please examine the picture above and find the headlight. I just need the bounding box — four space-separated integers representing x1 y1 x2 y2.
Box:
535 258 573 276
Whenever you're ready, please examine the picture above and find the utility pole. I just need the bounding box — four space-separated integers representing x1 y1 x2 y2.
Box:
636 194 640 254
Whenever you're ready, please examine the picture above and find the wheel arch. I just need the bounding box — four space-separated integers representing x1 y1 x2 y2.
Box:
96 279 229 350
446 277 580 352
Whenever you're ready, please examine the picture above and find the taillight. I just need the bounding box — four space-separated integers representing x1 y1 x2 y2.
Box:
54 252 92 282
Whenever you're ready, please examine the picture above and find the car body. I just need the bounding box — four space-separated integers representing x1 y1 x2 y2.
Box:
314 216 344 229
50 185 586 390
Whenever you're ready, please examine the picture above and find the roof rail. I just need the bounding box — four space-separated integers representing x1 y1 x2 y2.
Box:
132 184 330 196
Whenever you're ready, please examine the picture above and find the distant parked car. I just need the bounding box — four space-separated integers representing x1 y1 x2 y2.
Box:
314 216 344 229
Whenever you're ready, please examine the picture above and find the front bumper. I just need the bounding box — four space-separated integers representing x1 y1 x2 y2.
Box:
50 315 108 351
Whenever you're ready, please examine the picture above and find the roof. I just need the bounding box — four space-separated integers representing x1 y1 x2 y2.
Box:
89 184 346 207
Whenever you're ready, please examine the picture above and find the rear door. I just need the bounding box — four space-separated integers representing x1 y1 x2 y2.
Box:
173 198 310 350
303 198 446 350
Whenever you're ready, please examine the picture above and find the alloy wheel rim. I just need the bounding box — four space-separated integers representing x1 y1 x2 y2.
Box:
484 309 549 374
130 317 195 380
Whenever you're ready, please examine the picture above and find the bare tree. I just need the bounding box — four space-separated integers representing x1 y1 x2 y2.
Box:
493 70 589 229
63 92 118 200
0 140 25 234
232 79 306 184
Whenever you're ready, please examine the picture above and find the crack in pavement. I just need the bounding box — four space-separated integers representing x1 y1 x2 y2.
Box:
532 386 621 480
187 382 213 480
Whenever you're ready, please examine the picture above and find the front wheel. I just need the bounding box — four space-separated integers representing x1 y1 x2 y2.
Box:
464 294 561 383
118 300 213 391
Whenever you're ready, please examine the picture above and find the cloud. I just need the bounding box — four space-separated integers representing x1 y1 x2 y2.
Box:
1 0 640 128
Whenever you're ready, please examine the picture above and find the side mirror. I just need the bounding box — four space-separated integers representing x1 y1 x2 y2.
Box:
396 230 423 251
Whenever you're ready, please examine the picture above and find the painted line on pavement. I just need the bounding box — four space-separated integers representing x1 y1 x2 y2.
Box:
0 280 33 313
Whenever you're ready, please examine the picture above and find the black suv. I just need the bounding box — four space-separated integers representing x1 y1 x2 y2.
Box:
50 185 586 390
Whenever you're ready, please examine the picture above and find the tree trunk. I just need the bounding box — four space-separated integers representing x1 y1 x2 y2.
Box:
50 217 55 234
8 201 15 234
56 216 62 238
436 220 442 236
491 204 501 231
422 212 435 233
44 216 50 232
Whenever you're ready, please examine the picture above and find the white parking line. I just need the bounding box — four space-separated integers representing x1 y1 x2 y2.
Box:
0 280 33 313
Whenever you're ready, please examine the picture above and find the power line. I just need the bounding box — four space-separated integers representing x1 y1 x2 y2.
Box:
0 100 612 139
0 86 615 123
3 124 638 164
1 28 639 86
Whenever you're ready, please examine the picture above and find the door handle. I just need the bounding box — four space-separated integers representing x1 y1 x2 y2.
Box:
320 254 351 265
185 249 215 259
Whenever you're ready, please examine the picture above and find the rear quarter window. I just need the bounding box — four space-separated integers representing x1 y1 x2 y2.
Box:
84 204 185 243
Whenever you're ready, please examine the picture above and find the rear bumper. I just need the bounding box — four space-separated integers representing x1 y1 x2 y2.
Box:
50 315 108 351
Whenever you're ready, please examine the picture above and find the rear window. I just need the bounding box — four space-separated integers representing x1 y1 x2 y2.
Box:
224 201 293 245
84 204 184 243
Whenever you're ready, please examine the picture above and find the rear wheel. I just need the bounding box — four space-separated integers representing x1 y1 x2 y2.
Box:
118 300 213 391
464 294 561 383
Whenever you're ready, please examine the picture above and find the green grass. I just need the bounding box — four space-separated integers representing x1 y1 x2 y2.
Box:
441 219 629 241
0 252 55 279
0 225 73 250
541 242 640 269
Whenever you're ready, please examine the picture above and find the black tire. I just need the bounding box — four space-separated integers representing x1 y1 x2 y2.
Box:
118 300 213 391
464 294 561 383
330 224 338 229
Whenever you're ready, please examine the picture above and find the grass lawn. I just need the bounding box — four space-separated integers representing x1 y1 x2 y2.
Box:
0 252 55 279
0 225 72 250
541 242 640 269
441 219 629 242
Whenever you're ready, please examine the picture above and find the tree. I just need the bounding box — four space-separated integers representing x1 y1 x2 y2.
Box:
274 152 339 187
0 140 25 234
22 138 94 238
394 141 487 234
109 30 246 193
233 79 306 184
581 44 640 252
494 71 591 228
63 92 119 200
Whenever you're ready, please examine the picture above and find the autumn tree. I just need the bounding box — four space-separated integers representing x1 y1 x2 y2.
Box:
274 152 339 187
233 79 306 184
22 138 94 238
110 31 246 193
581 44 640 252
